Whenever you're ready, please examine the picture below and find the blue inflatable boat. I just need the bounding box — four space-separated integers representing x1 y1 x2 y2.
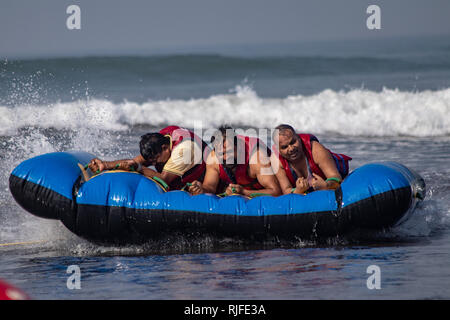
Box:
9 151 425 244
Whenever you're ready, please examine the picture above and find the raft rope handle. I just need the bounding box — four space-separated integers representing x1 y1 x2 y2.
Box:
181 184 253 197
0 240 47 247
217 192 246 198
215 186 239 197
190 190 257 198
248 193 267 198
290 187 308 196
291 188 307 195
82 163 100 175
326 177 342 184
79 164 91 182
181 182 192 192
152 176 169 191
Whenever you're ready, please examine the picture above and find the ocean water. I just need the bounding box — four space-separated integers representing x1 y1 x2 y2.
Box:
1 35 450 300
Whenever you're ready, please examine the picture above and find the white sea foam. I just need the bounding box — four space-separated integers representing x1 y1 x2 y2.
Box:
1 86 449 137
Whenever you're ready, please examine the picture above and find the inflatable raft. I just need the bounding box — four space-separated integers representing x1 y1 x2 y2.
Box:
9 151 425 244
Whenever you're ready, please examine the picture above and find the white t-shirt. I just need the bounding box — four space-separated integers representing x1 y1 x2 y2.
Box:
162 140 202 176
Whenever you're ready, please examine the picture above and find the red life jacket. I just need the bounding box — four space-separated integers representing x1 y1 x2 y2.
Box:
158 126 208 186
0 279 29 300
273 133 352 186
217 135 269 190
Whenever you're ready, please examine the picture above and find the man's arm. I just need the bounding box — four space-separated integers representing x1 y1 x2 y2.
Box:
132 155 151 167
243 149 281 197
270 153 297 194
310 141 342 190
187 152 221 195
89 156 148 172
200 152 221 194
139 167 180 187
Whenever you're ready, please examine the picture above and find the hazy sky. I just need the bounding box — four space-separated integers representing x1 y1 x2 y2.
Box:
1 0 450 58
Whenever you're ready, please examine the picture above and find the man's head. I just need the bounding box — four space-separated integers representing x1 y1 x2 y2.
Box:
210 125 239 167
139 133 172 166
273 124 304 161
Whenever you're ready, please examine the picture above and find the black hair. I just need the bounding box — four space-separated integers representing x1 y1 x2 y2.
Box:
210 125 238 147
273 124 296 139
139 133 170 160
